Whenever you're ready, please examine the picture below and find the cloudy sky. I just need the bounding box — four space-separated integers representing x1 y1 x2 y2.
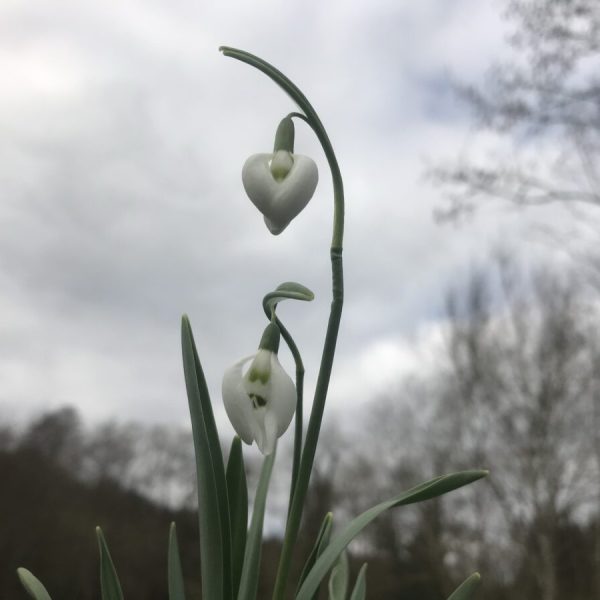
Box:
0 0 575 443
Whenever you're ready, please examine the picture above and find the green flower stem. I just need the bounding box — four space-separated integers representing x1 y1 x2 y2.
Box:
218 46 345 600
276 318 304 515
261 298 305 516
275 248 342 599
262 283 314 521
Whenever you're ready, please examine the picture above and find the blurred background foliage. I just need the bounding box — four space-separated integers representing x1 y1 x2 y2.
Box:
1 257 599 600
4 1 600 598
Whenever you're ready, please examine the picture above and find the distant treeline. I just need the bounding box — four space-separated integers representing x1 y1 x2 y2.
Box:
2 260 599 599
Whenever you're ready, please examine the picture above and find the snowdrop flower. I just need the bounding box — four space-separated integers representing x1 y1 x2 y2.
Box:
242 117 318 235
222 323 296 455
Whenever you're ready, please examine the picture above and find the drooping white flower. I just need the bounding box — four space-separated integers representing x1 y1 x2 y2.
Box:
242 117 318 235
222 348 296 455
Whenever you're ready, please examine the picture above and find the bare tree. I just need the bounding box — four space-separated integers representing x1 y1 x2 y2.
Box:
337 387 465 599
20 407 84 473
430 0 600 221
342 256 600 599
437 258 600 600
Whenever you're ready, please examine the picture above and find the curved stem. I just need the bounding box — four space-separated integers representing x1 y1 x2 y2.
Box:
263 304 305 517
220 47 344 247
287 111 309 125
279 320 305 516
220 47 345 600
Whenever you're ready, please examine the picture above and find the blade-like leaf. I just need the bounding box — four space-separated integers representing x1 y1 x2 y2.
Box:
296 470 487 600
263 282 314 317
181 315 229 600
96 527 124 600
447 572 481 600
296 512 333 597
349 564 367 600
17 568 52 600
168 523 186 600
227 436 248 599
237 446 277 600
328 551 349 600
187 317 233 596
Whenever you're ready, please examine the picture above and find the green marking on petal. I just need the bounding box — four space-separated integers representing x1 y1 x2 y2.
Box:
249 393 267 408
247 368 270 384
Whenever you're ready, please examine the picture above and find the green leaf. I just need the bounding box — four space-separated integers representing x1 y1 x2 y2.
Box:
263 282 314 317
226 436 248 599
328 551 349 600
237 446 277 600
168 523 186 600
349 564 367 600
181 316 230 600
96 527 124 600
295 470 487 600
447 572 481 600
296 513 333 598
17 568 52 600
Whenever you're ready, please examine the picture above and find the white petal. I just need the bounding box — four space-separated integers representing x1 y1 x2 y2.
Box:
222 356 256 445
249 406 267 452
256 410 279 455
268 354 297 437
263 215 286 235
242 153 318 235
242 154 279 214
269 155 318 228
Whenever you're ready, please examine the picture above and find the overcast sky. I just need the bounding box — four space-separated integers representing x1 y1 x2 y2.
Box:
0 0 580 447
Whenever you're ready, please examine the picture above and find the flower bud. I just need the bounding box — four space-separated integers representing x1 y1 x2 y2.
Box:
242 117 318 235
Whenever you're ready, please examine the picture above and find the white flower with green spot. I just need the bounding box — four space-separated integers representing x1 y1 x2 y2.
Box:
242 117 318 235
222 324 296 455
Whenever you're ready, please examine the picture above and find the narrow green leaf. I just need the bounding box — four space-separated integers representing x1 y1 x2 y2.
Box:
447 572 481 600
296 513 333 597
96 527 124 600
181 316 227 600
237 446 277 600
17 568 52 600
226 436 248 599
296 470 487 600
348 564 367 600
263 282 314 317
328 551 349 600
168 523 186 600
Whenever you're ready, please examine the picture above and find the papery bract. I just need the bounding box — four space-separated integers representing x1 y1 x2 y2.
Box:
242 151 318 234
222 349 296 455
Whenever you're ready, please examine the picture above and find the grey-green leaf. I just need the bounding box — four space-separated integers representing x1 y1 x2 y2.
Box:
263 282 314 317
17 568 52 600
237 446 277 600
181 315 227 600
447 572 481 600
168 523 186 600
96 527 124 600
295 470 487 600
349 564 367 600
227 436 248 599
296 512 333 597
328 551 349 600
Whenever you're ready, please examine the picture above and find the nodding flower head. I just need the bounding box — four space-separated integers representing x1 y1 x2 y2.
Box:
242 117 318 235
221 323 296 455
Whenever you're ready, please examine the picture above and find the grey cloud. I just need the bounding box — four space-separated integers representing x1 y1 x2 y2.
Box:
1 0 567 431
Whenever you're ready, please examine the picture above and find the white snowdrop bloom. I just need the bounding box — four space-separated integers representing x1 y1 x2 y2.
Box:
222 348 296 455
